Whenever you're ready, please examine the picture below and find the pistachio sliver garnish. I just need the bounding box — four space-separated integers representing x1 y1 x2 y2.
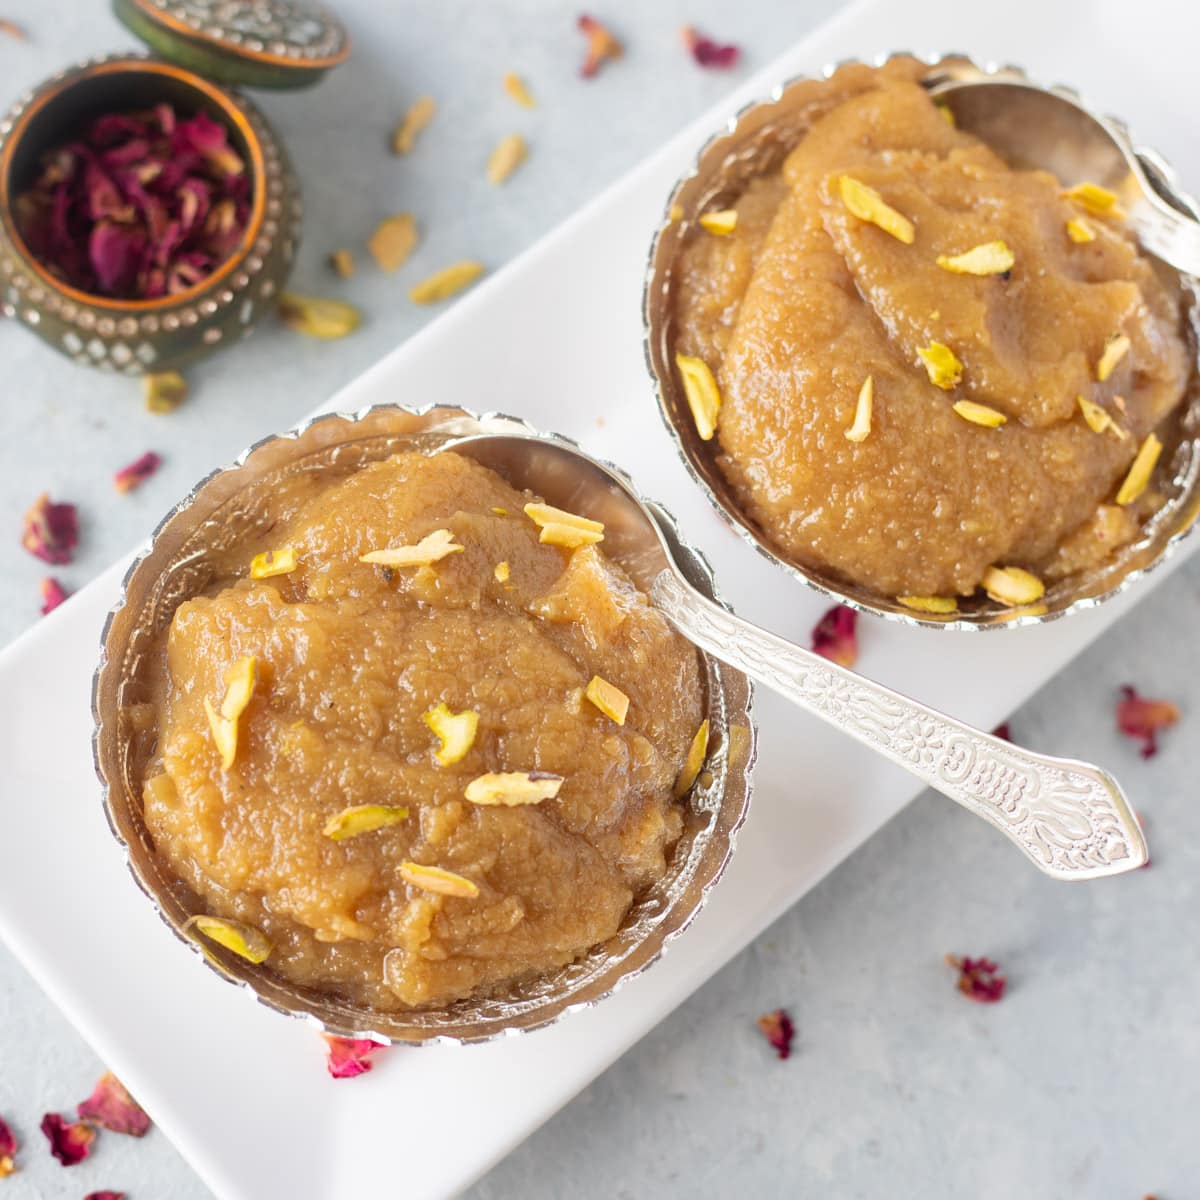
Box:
1096 332 1131 382
917 342 963 390
982 566 1045 607
585 675 630 725
675 352 722 440
278 292 361 339
487 134 528 185
494 561 510 582
1063 181 1125 218
838 175 914 244
329 247 355 277
423 702 479 766
464 771 564 806
392 95 435 154
1066 217 1095 244
409 261 485 304
674 719 710 797
844 376 873 442
952 400 1006 428
503 72 536 108
359 528 464 567
204 700 238 770
323 804 410 841
1116 433 1163 506
144 370 188 413
400 861 480 898
205 655 257 769
523 502 604 549
184 914 272 963
936 240 1014 276
1077 395 1128 440
368 213 418 271
897 595 959 614
698 209 737 235
250 546 298 579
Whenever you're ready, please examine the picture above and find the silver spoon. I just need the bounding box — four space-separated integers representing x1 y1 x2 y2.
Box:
924 64 1200 276
446 431 1147 881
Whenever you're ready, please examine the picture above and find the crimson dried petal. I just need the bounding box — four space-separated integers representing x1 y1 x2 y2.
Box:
682 25 741 69
945 953 1006 1003
1116 685 1180 759
811 604 858 668
0 1114 16 1177
77 1071 151 1137
176 110 243 176
89 113 149 146
992 722 1012 742
40 1113 95 1166
756 1008 795 1060
324 1034 387 1079
113 450 162 494
83 161 132 221
85 1193 126 1200
89 219 143 294
21 493 79 564
40 576 68 615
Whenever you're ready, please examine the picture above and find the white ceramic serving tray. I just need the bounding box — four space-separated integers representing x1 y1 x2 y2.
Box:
2 0 1198 1196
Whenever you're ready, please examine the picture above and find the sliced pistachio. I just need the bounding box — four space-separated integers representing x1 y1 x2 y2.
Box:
184 914 272 963
674 719 710 797
392 95 435 154
143 370 187 414
464 770 564 806
491 506 508 516
1116 433 1163 506
250 546 298 579
494 561 510 583
368 213 418 271
936 240 1014 276
487 134 528 185
585 675 630 725
1096 332 1131 382
204 700 238 770
838 175 914 244
220 656 257 721
409 261 485 304
897 595 959 614
423 702 479 767
952 400 1006 428
982 566 1046 607
1065 217 1096 244
698 209 738 236
668 202 684 223
278 293 361 339
844 376 873 442
917 342 963 390
727 724 752 768
1077 395 1128 440
359 528 464 567
503 71 536 108
1064 181 1124 218
400 861 479 898
328 248 355 277
323 804 410 841
675 352 722 440
523 502 604 549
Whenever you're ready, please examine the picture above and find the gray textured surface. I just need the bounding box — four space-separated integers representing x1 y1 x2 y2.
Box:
0 2 1195 1198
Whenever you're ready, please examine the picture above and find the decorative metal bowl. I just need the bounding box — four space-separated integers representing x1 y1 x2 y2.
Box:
644 52 1200 630
91 404 756 1045
0 53 300 374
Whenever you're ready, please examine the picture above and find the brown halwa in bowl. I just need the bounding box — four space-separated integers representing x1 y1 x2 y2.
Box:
92 405 754 1044
645 54 1200 628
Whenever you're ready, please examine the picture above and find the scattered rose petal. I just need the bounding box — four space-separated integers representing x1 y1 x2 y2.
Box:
992 722 1012 742
40 1113 95 1166
39 576 68 615
77 1072 151 1137
945 953 1006 1003
811 604 857 668
324 1034 387 1079
756 1008 795 1060
1116 686 1180 759
0 1114 16 1177
681 25 740 69
578 14 622 78
85 1193 126 1200
21 493 79 564
113 450 162 494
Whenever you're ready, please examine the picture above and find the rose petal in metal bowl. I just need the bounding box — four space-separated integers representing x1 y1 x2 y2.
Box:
91 404 755 1045
643 52 1200 631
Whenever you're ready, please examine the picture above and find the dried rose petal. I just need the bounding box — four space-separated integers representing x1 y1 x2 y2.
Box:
85 1193 127 1200
77 1072 151 1137
681 25 741 69
1116 685 1179 759
114 450 162 494
324 1034 387 1080
578 14 622 78
0 1114 16 1177
992 722 1012 742
945 953 1006 1003
21 493 79 564
40 1113 95 1166
811 604 857 669
39 576 68 615
756 1008 795 1059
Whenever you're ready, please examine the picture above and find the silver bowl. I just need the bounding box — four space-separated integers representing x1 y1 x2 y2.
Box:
91 404 755 1045
643 52 1200 630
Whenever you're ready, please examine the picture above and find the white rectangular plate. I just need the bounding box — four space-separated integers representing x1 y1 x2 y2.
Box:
2 1 1197 1196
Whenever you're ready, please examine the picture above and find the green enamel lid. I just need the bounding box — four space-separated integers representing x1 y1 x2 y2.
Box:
112 0 350 90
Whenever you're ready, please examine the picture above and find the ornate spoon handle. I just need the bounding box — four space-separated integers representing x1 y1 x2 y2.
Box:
652 569 1147 880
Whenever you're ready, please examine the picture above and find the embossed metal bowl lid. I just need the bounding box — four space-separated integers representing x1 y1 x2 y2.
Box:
112 0 350 89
